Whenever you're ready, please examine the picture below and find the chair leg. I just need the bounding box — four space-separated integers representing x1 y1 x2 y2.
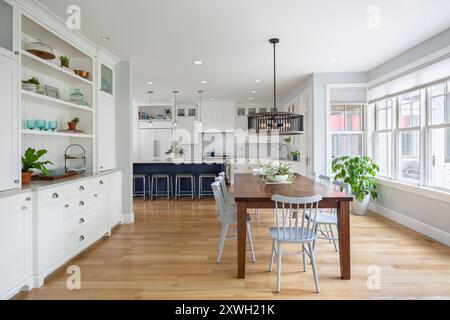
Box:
302 244 307 272
269 239 276 272
276 241 282 293
329 225 338 252
216 224 228 263
246 222 256 262
308 242 320 293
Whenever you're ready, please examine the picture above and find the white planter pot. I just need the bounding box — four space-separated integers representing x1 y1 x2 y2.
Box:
352 195 371 216
268 175 289 183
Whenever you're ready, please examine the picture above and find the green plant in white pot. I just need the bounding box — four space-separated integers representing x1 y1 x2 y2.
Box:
332 156 379 216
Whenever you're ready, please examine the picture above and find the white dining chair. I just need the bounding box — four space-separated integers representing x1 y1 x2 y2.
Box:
269 194 322 293
212 182 256 264
306 180 350 252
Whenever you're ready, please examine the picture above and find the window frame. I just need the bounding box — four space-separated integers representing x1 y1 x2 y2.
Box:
330 103 365 161
374 98 395 179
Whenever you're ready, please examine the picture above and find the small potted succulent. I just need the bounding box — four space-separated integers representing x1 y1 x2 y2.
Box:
332 156 380 216
68 117 80 131
59 55 70 68
291 150 300 162
21 148 53 184
22 77 43 92
263 162 294 183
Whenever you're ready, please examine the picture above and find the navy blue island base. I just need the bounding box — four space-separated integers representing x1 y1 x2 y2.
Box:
133 162 226 198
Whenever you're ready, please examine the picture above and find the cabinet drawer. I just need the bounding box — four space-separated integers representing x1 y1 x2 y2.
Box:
39 187 65 207
64 194 97 218
95 176 109 189
64 180 97 198
67 226 96 254
65 209 97 235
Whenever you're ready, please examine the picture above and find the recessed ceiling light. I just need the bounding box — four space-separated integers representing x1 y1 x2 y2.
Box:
147 82 154 85
200 81 208 84
329 58 337 63
249 97 255 100
250 90 257 94
100 35 111 41
170 98 175 101
193 60 204 65
255 80 262 83
209 98 215 101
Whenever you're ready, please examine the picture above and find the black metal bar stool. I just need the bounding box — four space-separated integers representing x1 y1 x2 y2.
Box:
151 174 173 200
175 174 196 200
198 173 217 199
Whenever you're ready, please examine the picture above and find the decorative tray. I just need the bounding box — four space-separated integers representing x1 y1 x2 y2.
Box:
31 171 79 181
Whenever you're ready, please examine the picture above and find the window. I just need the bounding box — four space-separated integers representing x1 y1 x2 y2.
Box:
372 81 450 191
398 91 421 183
331 104 364 159
427 82 450 190
374 99 394 178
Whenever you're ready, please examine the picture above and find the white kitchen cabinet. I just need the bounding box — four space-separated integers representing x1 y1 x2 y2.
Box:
0 53 19 192
108 171 123 228
98 92 116 172
0 192 33 300
138 128 172 161
0 0 19 61
201 105 235 132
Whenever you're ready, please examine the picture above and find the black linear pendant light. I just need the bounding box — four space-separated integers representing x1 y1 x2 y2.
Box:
248 38 304 135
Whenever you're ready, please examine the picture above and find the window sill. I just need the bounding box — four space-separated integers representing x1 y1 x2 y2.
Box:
375 177 450 204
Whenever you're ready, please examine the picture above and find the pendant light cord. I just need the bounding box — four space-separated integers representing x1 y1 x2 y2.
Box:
273 41 277 112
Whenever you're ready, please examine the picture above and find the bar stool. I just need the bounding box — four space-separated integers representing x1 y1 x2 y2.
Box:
175 174 196 200
151 174 173 200
198 174 217 199
133 174 148 200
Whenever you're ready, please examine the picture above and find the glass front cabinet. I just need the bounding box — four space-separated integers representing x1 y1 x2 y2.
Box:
0 0 19 60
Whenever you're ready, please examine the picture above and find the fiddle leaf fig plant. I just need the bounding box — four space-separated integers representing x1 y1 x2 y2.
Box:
22 148 53 176
332 156 379 202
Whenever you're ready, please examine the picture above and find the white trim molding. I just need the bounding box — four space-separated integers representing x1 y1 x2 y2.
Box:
121 212 135 224
370 202 450 247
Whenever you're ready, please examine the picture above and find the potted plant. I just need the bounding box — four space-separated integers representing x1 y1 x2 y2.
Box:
332 156 380 216
22 148 53 184
164 108 172 119
165 144 184 159
59 55 70 68
22 77 43 92
291 150 300 162
263 162 294 183
68 117 80 131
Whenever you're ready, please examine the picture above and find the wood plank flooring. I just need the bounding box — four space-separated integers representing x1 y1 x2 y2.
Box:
14 198 450 300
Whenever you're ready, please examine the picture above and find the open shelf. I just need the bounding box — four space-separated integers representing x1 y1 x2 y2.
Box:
22 89 93 113
22 129 94 139
21 50 93 85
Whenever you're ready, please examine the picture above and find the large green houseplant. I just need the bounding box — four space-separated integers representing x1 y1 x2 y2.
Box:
22 148 53 184
332 156 379 216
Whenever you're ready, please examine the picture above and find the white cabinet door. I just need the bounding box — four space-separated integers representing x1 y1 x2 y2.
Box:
0 53 19 191
98 92 116 172
0 193 32 297
156 129 172 158
36 202 66 273
138 128 156 161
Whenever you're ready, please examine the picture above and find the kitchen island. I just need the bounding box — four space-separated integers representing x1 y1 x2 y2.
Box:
133 159 227 198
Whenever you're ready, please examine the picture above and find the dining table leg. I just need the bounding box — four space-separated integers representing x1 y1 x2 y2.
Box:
237 201 248 279
337 200 351 280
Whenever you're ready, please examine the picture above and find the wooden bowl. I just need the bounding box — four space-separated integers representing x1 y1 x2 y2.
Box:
74 70 90 79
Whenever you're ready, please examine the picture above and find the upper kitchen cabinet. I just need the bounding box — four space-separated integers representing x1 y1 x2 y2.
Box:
0 0 19 61
100 63 113 95
98 92 116 172
201 105 235 132
0 54 19 191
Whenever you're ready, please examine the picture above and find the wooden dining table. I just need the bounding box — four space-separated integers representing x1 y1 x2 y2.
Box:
234 174 354 280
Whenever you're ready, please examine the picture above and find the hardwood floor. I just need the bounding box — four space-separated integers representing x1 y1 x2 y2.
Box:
14 198 450 300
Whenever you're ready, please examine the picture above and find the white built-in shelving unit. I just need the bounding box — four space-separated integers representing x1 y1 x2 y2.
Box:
20 14 95 172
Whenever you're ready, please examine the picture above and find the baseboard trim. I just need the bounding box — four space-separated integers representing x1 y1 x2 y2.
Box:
121 212 134 224
369 203 450 247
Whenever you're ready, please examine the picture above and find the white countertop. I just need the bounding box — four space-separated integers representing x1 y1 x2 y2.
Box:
0 170 120 198
134 158 228 164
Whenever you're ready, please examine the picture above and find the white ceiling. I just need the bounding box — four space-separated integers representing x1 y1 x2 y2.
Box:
39 0 450 106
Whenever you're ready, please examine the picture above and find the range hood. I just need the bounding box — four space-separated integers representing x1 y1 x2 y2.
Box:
248 38 304 135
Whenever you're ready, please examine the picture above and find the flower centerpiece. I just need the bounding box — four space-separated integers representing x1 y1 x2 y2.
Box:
263 162 294 183
165 144 184 159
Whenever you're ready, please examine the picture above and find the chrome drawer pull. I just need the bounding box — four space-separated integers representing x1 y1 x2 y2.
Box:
65 204 70 208
26 197 32 201
79 186 85 191
94 194 98 198
99 180 104 185
79 235 85 242
52 193 59 199
79 201 85 207
79 218 85 224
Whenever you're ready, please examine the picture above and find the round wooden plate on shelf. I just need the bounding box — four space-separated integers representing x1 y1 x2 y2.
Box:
26 49 56 60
